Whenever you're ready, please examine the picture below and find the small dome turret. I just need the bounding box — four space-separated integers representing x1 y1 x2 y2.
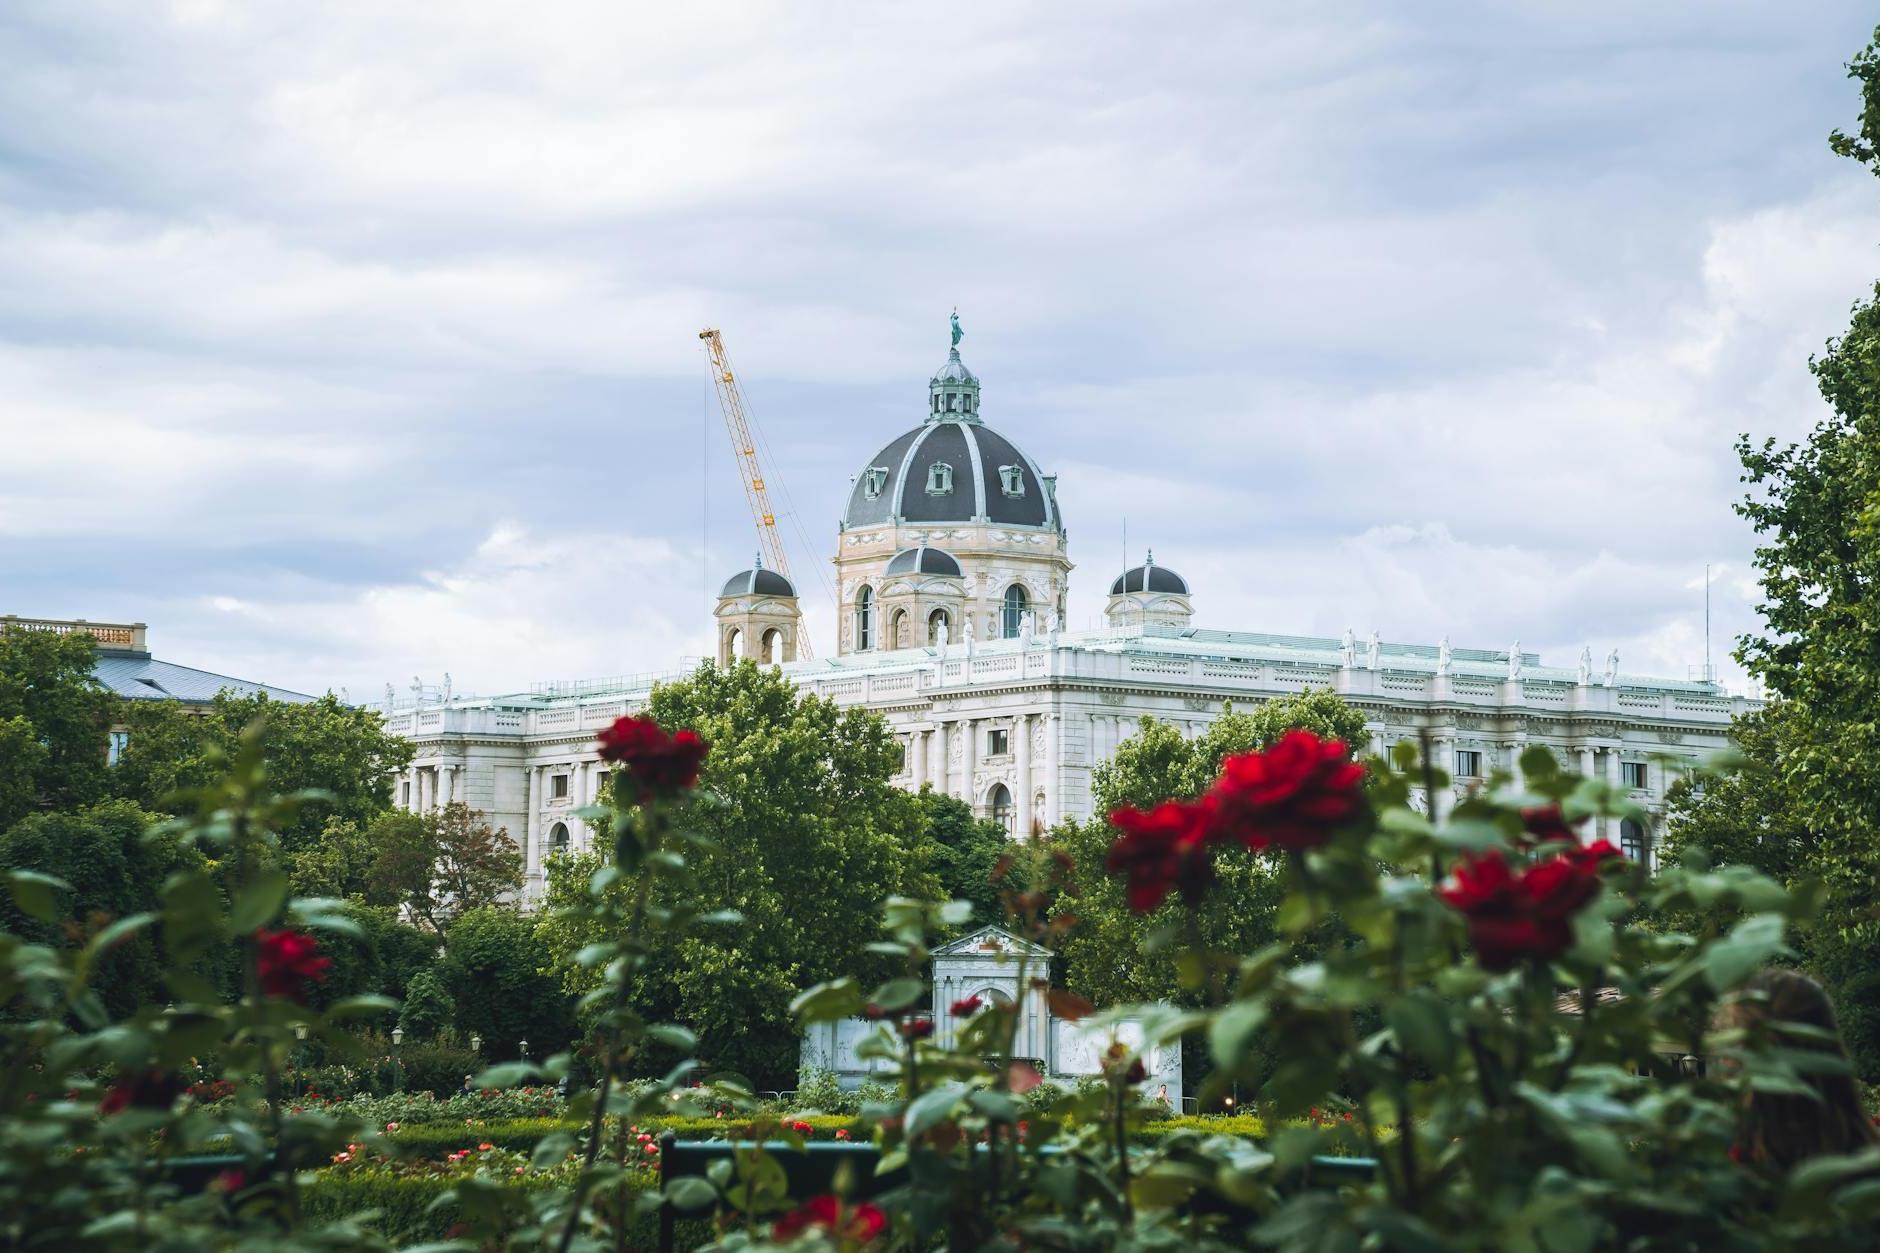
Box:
1109 550 1190 596
1105 550 1194 631
715 554 801 666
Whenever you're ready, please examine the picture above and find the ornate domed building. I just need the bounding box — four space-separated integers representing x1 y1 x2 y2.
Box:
835 340 1067 654
383 315 1751 900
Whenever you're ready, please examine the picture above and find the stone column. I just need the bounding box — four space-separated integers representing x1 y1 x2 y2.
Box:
1578 746 1594 780
932 723 948 794
1602 748 1620 841
962 718 978 810
439 764 455 808
1014 713 1033 839
1043 712 1061 829
524 766 542 876
913 730 928 787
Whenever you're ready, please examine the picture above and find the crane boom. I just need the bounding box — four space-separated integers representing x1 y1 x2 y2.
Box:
698 328 813 657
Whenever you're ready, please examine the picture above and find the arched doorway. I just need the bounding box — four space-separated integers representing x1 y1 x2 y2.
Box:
988 783 1013 833
1619 818 1649 865
1002 585 1028 639
548 821 570 858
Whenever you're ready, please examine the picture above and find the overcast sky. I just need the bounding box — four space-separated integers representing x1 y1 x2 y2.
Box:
2 3 1876 700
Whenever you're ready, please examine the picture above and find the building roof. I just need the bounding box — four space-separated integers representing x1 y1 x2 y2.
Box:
842 348 1060 533
720 565 797 598
93 652 315 705
885 545 965 577
1110 554 1190 596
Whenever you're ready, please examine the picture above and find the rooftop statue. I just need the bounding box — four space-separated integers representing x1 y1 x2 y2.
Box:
950 308 963 348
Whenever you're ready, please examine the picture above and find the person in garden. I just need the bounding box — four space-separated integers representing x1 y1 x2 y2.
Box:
1725 968 1880 1169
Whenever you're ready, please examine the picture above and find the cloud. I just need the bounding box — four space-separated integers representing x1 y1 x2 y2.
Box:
1 2 1876 698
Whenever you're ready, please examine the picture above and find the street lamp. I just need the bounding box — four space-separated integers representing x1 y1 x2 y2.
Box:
518 1038 529 1063
470 1033 481 1054
293 1024 308 1099
391 1026 404 1093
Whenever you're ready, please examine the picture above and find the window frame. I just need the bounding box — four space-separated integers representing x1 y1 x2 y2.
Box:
855 585 875 650
988 728 1010 756
926 461 954 495
1002 584 1029 639
1454 749 1482 779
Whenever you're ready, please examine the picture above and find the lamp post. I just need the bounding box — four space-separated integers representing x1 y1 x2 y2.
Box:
293 1024 308 1099
470 1033 481 1055
391 1026 404 1093
518 1038 529 1065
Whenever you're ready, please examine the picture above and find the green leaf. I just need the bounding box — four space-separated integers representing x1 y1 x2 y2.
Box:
648 1024 698 1051
904 1081 966 1138
1210 1001 1266 1069
667 1176 717 1211
1703 913 1787 992
870 977 925 1012
83 912 157 962
472 1062 539 1089
1385 992 1453 1068
789 978 864 1024
323 994 398 1022
7 869 69 924
230 864 289 932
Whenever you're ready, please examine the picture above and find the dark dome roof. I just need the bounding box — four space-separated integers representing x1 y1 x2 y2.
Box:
885 546 964 577
843 419 1059 532
720 566 797 598
1109 559 1189 596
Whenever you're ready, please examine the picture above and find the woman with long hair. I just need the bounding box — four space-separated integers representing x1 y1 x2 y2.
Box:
1724 967 1878 1169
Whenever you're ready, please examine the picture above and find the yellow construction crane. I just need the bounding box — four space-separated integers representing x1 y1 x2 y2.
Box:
698 328 814 658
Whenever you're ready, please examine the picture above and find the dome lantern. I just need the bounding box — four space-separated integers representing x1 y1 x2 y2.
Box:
716 552 801 666
1107 550 1194 631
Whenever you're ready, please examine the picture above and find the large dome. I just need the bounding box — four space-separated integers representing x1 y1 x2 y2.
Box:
843 421 1059 531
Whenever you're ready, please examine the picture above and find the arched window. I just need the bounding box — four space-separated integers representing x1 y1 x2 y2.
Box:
1002 584 1029 639
928 608 950 644
891 609 909 650
988 783 1013 833
549 821 570 857
1620 818 1649 865
725 626 743 662
761 628 782 664
855 586 874 650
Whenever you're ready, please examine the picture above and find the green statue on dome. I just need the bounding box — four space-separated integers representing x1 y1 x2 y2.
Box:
950 308 963 348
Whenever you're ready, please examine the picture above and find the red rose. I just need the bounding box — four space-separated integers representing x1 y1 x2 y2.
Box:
1439 846 1611 971
1105 799 1217 913
773 1195 887 1243
950 996 983 1017
900 1017 934 1041
595 715 709 799
1208 729 1365 851
791 1120 813 1135
1519 803 1580 846
99 1068 182 1116
255 928 332 1002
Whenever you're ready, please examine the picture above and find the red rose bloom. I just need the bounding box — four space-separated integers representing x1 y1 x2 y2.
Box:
1519 803 1580 846
1439 845 1613 971
1209 729 1365 851
1105 799 1217 913
595 715 708 799
98 1068 182 1115
255 928 332 1002
899 1017 934 1041
773 1195 887 1243
950 996 983 1017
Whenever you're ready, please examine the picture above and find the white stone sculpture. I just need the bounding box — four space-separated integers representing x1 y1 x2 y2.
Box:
384 682 396 710
1605 648 1620 687
1577 647 1592 686
1020 611 1035 644
1437 636 1452 677
1367 630 1381 670
1507 641 1521 681
963 616 976 658
1340 627 1357 668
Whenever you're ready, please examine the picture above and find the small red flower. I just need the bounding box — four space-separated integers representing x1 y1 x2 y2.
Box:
212 1167 247 1194
1105 799 1217 913
98 1068 182 1116
950 996 983 1017
478 1141 494 1151
254 928 332 1002
900 1017 934 1041
792 1120 813 1135
595 715 709 799
1209 729 1366 851
862 1003 886 1020
835 1128 850 1140
1519 804 1580 846
1439 844 1613 971
773 1195 888 1243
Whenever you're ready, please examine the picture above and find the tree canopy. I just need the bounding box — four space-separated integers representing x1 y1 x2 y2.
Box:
538 660 937 1086
1048 690 1370 1009
0 626 114 826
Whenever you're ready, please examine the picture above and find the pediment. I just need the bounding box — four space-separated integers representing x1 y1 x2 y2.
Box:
931 924 1055 960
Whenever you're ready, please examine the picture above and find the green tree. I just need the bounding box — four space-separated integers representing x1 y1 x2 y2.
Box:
398 966 458 1041
112 690 412 852
538 660 936 1087
436 907 573 1062
1048 690 1370 1009
0 799 198 1018
0 626 113 825
286 815 383 900
915 788 1012 929
364 803 523 935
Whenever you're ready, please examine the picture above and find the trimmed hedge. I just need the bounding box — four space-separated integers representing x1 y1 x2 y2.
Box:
302 1170 712 1246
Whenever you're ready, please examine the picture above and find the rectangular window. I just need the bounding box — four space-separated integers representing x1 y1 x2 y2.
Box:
1454 749 1481 779
552 773 569 799
988 728 1009 756
1621 762 1648 790
400 780 411 807
107 730 130 767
